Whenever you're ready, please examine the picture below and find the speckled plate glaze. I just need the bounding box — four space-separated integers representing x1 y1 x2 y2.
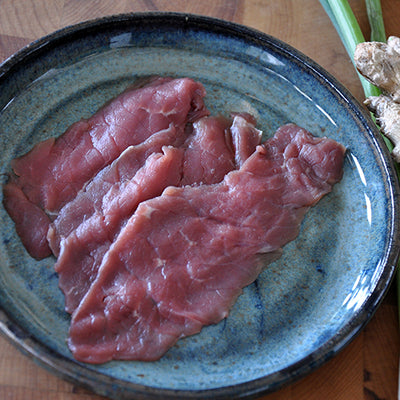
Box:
0 12 399 400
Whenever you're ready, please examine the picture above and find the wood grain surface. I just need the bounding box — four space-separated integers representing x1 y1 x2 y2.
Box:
0 1 399 399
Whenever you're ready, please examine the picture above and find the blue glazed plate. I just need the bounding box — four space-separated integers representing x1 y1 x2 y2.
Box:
0 13 399 399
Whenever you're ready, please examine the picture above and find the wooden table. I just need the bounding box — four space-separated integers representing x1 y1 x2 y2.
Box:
0 1 399 399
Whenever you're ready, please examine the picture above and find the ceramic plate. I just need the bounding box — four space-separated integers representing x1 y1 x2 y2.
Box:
0 13 399 400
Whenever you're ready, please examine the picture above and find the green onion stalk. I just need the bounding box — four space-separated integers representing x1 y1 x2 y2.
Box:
319 0 400 324
366 0 386 42
320 0 381 97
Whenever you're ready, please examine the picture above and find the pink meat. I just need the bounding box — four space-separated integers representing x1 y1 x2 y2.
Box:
53 115 255 314
180 116 235 185
230 113 263 167
3 77 209 259
47 124 185 256
55 146 184 313
68 123 345 363
2 183 51 259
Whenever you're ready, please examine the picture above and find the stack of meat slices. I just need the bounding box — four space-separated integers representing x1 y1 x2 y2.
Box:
2 77 346 363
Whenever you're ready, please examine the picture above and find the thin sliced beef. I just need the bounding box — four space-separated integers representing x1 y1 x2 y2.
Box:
230 113 263 167
53 115 256 314
68 123 345 363
3 77 208 259
180 115 235 185
2 183 51 258
55 146 184 313
47 123 185 256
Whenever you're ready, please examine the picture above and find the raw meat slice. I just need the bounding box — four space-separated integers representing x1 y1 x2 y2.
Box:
47 123 185 256
68 123 345 363
230 113 263 167
12 77 207 211
3 77 208 259
53 115 254 314
55 146 184 313
2 183 51 259
180 115 235 185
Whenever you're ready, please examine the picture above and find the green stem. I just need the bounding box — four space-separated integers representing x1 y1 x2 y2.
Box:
364 0 393 152
319 0 381 97
366 0 386 42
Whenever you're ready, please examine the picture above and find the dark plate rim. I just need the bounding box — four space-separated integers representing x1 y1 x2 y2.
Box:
0 11 399 400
